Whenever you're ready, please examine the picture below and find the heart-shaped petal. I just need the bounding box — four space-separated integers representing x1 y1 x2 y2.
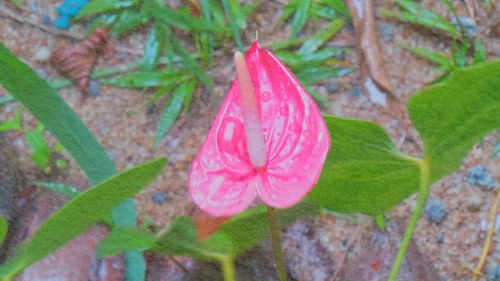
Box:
189 41 330 217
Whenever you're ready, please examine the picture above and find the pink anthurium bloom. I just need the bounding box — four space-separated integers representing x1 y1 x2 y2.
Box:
189 41 330 217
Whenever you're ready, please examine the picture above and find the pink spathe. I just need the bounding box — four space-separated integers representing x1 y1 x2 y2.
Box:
189 41 330 217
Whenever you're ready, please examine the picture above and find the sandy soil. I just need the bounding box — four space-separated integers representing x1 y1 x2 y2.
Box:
0 0 499 280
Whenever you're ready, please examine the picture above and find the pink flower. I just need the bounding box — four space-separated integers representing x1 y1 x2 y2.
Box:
189 41 330 217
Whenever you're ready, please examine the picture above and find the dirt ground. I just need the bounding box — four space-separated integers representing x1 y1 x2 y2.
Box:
0 0 499 280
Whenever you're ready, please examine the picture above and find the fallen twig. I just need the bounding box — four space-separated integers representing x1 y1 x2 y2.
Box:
471 190 500 281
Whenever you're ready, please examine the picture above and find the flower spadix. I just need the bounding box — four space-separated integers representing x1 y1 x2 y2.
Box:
189 41 330 217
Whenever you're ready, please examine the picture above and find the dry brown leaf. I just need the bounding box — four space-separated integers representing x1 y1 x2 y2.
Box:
183 0 201 17
50 28 114 96
347 0 393 106
191 207 230 241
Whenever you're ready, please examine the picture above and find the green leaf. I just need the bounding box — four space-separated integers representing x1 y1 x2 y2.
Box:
97 228 156 257
0 158 167 279
307 116 420 215
142 25 165 71
298 19 344 55
25 123 51 170
0 42 145 281
381 0 460 38
203 203 319 256
473 38 487 65
76 0 139 20
0 215 7 246
155 81 196 146
408 60 500 182
153 217 211 260
101 71 183 88
34 181 80 198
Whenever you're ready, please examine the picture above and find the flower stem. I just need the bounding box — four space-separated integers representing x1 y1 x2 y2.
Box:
388 159 430 281
267 206 287 281
220 256 236 281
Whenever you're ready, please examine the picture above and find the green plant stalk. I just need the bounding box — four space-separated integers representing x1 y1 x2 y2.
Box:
268 206 287 281
219 256 236 281
388 159 430 281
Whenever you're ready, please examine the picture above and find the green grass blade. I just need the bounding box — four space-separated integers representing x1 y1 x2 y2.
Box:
76 0 139 20
0 215 7 247
142 24 165 70
25 123 51 170
473 38 487 64
155 81 196 146
402 45 454 72
168 30 212 86
381 0 460 38
290 0 311 38
221 0 245 51
298 18 343 55
34 181 80 198
0 96 15 106
101 71 184 88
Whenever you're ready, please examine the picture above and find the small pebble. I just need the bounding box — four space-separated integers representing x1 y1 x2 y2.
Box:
351 83 363 98
425 199 448 224
494 142 500 158
377 22 394 42
466 194 483 212
42 14 52 26
436 232 445 243
467 165 496 190
33 46 51 62
29 2 38 12
152 191 166 206
88 80 101 97
325 81 339 92
486 263 500 281
451 16 477 37
35 68 49 79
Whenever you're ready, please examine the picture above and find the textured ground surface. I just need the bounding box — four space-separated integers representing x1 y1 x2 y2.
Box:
0 0 499 280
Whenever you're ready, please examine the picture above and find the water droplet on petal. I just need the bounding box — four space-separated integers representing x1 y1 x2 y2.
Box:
303 129 311 138
217 117 244 154
288 122 301 133
261 91 271 102
279 105 288 116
